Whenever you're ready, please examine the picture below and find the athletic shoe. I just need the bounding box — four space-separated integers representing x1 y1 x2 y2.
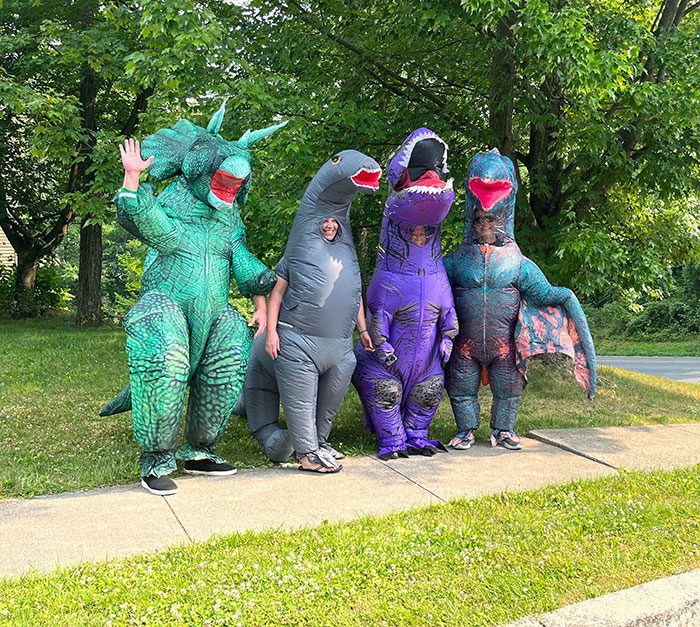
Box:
183 459 237 476
141 474 178 496
495 431 522 450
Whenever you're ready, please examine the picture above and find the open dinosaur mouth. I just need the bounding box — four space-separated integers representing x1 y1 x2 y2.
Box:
211 170 245 204
468 178 513 211
394 135 451 194
351 167 382 189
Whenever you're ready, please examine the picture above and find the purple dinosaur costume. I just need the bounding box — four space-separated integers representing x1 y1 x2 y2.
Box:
444 148 597 451
352 129 458 459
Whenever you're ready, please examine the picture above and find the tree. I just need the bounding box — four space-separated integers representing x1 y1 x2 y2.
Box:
0 0 235 320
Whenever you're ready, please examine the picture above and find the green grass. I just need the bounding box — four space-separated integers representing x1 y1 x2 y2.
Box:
595 336 700 356
0 466 698 626
2 318 700 499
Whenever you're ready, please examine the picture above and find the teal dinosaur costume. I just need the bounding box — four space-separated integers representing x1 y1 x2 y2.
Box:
101 103 285 482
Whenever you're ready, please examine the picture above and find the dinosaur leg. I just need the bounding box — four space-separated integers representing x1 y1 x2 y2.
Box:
445 352 482 438
488 353 524 434
273 328 321 458
352 347 407 458
315 344 356 448
124 291 189 478
404 373 445 454
241 332 293 463
177 306 251 464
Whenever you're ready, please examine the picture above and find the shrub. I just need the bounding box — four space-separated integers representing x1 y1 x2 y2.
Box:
0 265 72 317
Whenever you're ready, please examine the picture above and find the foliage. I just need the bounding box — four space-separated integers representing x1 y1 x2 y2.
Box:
0 265 71 317
225 0 700 295
0 467 698 625
587 261 700 341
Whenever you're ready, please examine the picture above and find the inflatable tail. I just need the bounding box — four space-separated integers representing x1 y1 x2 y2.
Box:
100 384 132 416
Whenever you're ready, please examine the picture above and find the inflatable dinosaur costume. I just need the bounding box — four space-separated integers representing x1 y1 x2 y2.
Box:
235 150 381 467
352 129 458 459
102 103 285 491
444 148 596 450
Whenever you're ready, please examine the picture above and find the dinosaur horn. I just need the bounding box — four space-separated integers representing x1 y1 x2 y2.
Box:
207 99 228 135
238 120 288 147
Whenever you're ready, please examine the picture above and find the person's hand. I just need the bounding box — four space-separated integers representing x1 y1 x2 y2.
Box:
359 329 374 351
119 138 153 174
249 307 267 338
265 330 280 359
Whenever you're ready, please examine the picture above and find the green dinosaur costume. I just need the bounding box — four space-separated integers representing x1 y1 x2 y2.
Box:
101 103 285 479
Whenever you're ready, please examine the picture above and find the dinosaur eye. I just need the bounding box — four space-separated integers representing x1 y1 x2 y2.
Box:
193 145 201 150
331 155 342 164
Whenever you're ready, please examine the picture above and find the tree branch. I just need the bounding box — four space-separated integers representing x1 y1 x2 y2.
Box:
277 0 470 128
119 86 154 137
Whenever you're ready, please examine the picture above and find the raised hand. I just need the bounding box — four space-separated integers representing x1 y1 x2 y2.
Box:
119 138 153 173
119 138 153 191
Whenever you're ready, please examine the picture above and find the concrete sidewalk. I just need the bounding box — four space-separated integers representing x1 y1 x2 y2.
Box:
1 423 699 579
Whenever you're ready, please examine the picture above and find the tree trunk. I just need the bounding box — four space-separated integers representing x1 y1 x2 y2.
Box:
488 16 515 158
13 249 38 317
75 215 102 325
527 77 564 226
74 5 101 327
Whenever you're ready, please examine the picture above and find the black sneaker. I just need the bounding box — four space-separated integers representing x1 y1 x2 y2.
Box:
184 459 237 476
498 435 522 450
141 474 178 496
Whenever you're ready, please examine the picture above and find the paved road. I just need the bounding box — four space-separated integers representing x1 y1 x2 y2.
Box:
598 356 700 383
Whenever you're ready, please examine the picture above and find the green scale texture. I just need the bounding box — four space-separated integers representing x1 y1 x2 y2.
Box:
103 107 283 478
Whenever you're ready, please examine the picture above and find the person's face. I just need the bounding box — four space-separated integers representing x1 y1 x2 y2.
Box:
410 225 428 247
473 211 497 244
322 218 339 241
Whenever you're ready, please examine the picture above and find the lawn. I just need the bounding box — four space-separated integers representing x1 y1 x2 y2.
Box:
595 336 700 356
0 466 698 626
2 318 700 499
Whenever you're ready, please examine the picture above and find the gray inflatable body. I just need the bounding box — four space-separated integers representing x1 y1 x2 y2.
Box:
235 150 381 462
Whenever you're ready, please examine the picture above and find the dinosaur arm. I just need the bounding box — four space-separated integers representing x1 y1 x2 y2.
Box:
367 286 398 366
114 186 183 255
230 228 277 298
517 257 597 399
517 257 572 306
438 297 459 365
443 252 455 284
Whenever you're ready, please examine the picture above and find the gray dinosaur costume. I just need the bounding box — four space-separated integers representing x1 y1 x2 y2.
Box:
234 150 381 465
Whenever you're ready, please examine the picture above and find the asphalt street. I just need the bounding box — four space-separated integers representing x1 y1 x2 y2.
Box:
597 356 700 383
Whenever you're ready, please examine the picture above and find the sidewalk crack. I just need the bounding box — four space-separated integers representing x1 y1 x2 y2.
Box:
527 434 618 470
370 456 446 503
163 497 193 543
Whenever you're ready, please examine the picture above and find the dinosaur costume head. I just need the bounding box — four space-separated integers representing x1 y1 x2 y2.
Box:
141 101 287 211
279 149 381 338
464 147 518 245
384 128 454 228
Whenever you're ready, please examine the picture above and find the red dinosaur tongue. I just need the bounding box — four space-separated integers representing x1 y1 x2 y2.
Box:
211 170 244 203
396 169 446 191
351 168 381 189
468 178 513 211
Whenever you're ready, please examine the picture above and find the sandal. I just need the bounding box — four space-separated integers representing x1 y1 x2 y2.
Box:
298 450 342 474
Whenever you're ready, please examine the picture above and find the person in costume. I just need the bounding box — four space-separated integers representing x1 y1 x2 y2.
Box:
444 148 597 451
351 128 458 460
101 103 285 495
234 150 381 472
